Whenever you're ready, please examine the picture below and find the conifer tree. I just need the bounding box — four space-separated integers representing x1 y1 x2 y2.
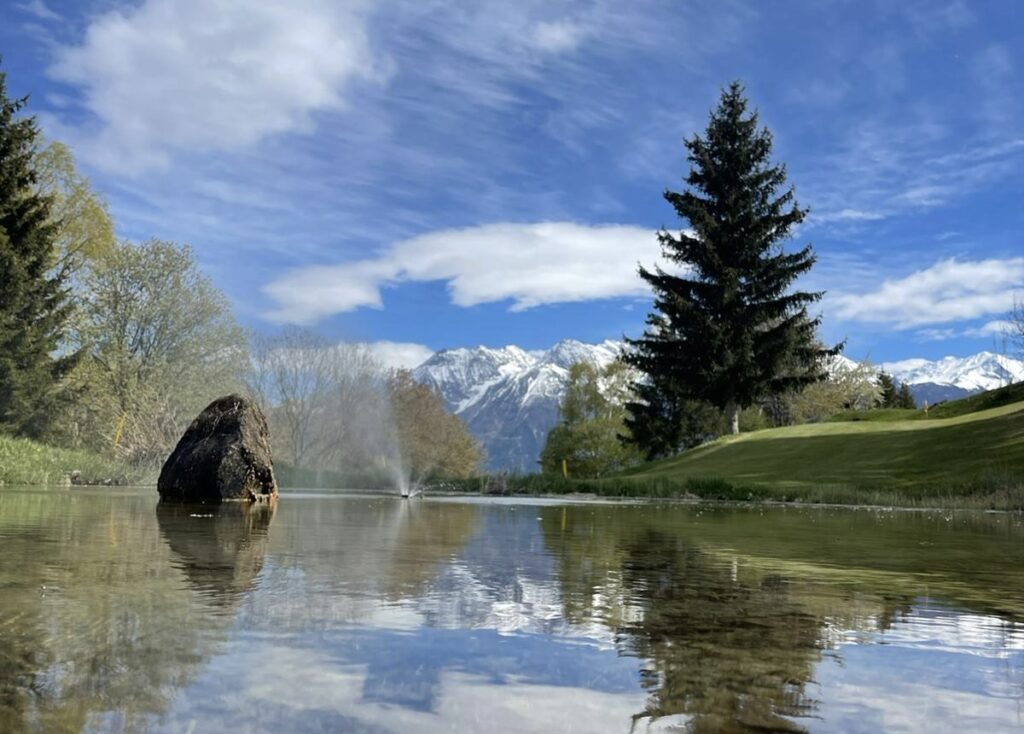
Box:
624 82 838 445
0 66 76 436
877 372 898 408
896 383 916 410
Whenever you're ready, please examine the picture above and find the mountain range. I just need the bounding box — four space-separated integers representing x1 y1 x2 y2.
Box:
412 342 1024 471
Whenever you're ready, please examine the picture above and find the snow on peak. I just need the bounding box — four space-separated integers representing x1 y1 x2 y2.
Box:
412 339 627 471
541 339 622 368
881 351 1024 392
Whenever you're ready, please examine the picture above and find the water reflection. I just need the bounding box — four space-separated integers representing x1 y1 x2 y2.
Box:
3 491 1024 732
0 491 237 733
156 501 275 605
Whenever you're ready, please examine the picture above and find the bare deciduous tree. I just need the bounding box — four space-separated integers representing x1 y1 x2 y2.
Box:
1008 297 1024 360
245 335 480 480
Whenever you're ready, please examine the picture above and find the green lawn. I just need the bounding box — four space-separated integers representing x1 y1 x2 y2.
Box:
622 395 1024 492
0 435 134 486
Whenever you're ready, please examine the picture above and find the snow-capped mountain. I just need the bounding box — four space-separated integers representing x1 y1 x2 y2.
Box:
882 352 1024 394
413 343 1024 471
414 340 622 471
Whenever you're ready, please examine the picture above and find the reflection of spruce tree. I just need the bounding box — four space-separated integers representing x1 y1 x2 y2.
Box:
540 510 823 733
619 531 820 733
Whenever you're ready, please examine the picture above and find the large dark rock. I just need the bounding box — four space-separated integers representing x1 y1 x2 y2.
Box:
158 395 278 503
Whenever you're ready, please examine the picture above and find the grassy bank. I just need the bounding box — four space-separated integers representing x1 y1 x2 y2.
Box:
0 435 136 486
440 383 1024 510
622 400 1024 490
437 473 1024 510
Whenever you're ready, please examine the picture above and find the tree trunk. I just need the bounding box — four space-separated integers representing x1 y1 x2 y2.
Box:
724 400 740 435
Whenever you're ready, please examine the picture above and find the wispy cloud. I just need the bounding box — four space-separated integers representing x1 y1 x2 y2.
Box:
264 222 660 323
47 0 382 173
805 119 1024 225
18 0 60 22
964 320 1014 339
832 257 1024 329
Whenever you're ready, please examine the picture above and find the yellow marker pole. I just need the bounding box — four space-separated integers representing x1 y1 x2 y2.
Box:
111 413 127 452
561 458 568 479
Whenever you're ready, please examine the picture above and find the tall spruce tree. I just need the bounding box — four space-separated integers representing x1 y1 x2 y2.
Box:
877 371 898 408
0 66 75 437
896 383 916 410
624 82 838 445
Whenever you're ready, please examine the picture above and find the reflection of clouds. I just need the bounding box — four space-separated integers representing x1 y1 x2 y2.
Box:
872 606 1024 657
810 604 1024 733
822 603 1024 657
148 639 684 734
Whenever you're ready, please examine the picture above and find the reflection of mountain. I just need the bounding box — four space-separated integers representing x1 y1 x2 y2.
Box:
157 501 275 604
232 497 482 629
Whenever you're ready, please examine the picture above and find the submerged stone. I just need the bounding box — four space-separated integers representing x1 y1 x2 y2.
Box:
158 394 278 503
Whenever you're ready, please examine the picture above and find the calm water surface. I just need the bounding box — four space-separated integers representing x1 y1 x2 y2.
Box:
3 488 1024 733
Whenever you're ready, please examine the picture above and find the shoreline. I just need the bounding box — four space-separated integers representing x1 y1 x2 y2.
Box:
6 476 1024 513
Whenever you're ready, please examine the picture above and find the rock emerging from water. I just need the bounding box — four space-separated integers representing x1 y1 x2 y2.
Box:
158 395 278 503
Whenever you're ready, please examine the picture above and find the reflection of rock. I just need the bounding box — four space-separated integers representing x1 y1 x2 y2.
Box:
158 395 278 503
156 501 275 604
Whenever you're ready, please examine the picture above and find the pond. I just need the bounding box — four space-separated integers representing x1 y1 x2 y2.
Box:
3 488 1024 733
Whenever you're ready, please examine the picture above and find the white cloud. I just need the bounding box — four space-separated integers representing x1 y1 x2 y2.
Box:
360 341 434 370
832 257 1024 329
964 320 1014 338
48 0 380 173
263 222 661 324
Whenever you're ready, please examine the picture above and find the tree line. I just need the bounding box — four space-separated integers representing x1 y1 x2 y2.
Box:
0 65 479 482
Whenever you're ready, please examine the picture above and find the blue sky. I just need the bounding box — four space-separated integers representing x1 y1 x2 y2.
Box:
3 0 1023 367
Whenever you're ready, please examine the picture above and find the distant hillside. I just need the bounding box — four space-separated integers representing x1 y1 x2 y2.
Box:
412 343 1024 471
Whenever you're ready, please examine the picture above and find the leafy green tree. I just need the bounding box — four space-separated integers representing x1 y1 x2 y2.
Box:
0 66 77 437
541 362 642 477
624 82 838 450
32 140 115 282
389 370 481 479
68 239 245 464
789 360 881 423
